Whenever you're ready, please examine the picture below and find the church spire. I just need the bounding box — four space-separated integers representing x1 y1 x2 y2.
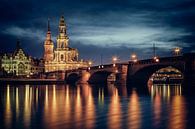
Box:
58 15 67 35
46 18 52 41
57 15 69 49
44 18 54 62
16 39 21 50
47 18 50 31
59 15 65 27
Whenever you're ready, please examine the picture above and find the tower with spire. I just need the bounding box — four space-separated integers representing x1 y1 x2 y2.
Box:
57 15 69 49
44 15 89 72
44 19 54 62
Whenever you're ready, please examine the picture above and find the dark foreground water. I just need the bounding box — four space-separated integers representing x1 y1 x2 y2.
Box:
0 83 195 129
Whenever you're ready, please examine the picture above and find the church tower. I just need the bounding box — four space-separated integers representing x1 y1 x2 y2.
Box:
44 19 54 62
57 15 69 50
44 15 89 72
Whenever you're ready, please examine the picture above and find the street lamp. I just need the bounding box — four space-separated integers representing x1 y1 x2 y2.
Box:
131 53 137 62
153 56 160 63
88 61 92 70
88 61 92 66
112 56 118 67
155 58 159 62
112 56 118 62
131 54 137 59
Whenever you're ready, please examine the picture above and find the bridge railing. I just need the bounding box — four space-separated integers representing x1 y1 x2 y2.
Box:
129 55 184 65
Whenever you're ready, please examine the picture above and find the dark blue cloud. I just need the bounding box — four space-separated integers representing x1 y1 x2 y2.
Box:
0 0 195 64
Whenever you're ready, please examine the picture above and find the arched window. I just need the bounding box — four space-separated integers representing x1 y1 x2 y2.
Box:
61 54 64 61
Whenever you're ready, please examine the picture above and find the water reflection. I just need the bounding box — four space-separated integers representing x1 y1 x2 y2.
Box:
0 83 191 129
150 84 186 129
128 90 141 129
5 85 11 129
153 92 161 128
150 84 182 98
107 86 121 129
168 96 186 129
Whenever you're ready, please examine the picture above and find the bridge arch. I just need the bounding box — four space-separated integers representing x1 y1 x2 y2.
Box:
88 71 113 84
66 73 80 84
129 64 184 87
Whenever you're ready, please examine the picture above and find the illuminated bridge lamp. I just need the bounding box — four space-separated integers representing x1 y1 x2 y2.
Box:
155 58 160 63
131 53 137 63
133 59 138 63
112 57 118 62
88 61 92 70
112 56 118 67
88 61 92 66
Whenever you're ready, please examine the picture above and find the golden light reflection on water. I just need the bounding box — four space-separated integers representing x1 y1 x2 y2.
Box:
107 86 121 129
153 94 161 128
150 84 186 129
128 90 141 129
1 83 189 129
168 96 186 129
24 85 32 128
16 87 19 119
74 86 82 128
83 84 96 129
5 85 11 129
64 85 71 128
42 84 96 129
150 84 182 98
98 88 104 106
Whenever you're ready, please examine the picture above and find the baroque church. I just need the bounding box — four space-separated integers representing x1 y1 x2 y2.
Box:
44 16 89 72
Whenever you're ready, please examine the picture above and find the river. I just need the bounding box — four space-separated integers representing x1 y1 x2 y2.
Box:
0 83 194 129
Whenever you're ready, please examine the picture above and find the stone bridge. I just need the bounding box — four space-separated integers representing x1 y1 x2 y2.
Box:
45 53 195 87
64 63 129 84
127 53 195 87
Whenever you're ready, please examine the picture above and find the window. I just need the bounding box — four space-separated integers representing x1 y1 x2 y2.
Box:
61 54 64 61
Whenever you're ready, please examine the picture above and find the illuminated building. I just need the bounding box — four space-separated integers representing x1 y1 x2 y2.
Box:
1 40 44 76
30 58 44 75
44 16 89 72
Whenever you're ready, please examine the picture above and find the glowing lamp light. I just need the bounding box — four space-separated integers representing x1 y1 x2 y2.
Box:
174 47 181 56
112 56 118 62
133 59 137 63
131 53 138 63
153 56 157 60
174 47 180 53
88 61 92 66
131 54 137 59
155 58 159 62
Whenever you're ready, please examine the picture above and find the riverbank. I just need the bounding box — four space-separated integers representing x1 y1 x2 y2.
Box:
0 78 65 84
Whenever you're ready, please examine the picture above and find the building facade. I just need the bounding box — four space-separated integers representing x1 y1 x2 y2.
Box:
44 16 89 72
1 41 44 77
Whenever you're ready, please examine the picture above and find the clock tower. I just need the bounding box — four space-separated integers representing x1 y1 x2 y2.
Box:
44 19 54 62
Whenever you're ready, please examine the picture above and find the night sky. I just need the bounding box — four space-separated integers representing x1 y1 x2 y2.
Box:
0 0 195 65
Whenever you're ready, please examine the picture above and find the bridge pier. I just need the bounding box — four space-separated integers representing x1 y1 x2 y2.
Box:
115 65 128 85
77 70 90 84
183 53 195 88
